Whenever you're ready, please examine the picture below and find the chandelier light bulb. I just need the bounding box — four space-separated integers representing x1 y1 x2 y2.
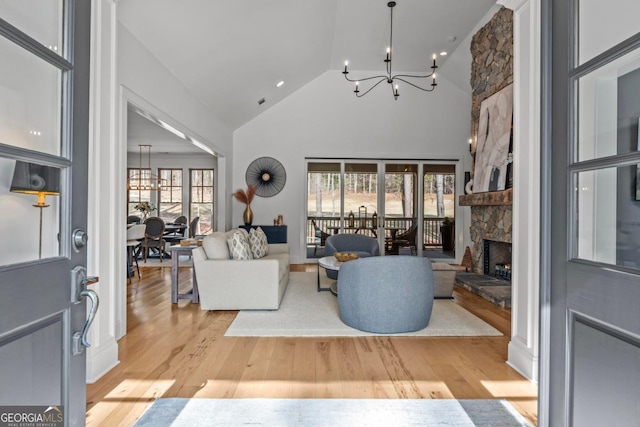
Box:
343 60 349 74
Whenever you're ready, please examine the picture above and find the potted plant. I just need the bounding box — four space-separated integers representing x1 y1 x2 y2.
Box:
232 185 256 226
440 216 454 252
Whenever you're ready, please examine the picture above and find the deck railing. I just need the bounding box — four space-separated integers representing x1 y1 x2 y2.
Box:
307 216 450 248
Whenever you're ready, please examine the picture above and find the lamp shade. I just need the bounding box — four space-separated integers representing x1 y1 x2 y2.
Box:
10 161 60 196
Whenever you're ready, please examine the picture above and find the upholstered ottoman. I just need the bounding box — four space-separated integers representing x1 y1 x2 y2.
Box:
431 262 458 298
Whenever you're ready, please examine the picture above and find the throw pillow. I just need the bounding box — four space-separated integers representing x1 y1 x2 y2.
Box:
202 232 231 259
248 227 269 259
227 231 253 260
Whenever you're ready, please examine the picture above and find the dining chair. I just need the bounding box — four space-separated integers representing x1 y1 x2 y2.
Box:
188 216 200 238
389 222 418 255
164 215 189 245
174 215 188 225
127 215 142 225
311 218 330 256
141 217 166 263
126 224 146 278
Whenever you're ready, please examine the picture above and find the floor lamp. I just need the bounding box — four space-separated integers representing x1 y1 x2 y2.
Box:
10 161 60 259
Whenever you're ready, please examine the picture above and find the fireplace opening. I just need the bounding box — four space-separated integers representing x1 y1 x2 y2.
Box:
483 240 512 282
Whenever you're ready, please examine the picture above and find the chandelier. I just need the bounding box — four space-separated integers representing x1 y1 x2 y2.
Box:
127 144 166 192
342 1 437 100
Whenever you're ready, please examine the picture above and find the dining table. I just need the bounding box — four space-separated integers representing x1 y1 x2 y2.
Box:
164 223 188 236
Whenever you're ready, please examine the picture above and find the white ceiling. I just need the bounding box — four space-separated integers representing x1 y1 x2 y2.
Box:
119 0 497 134
127 106 204 154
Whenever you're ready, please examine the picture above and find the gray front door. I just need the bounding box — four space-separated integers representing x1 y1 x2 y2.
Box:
541 0 640 425
0 2 91 426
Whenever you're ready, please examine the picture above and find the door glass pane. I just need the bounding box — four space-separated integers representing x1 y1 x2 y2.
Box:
575 165 640 269
344 163 377 238
423 164 456 257
577 48 640 162
385 163 416 255
0 35 62 156
306 162 341 259
0 1 64 53
0 157 61 266
578 0 640 65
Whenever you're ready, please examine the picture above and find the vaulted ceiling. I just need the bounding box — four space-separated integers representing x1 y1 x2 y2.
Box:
119 0 497 135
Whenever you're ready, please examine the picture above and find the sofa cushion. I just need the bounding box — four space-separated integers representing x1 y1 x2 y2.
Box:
248 227 269 259
227 230 253 260
202 232 231 260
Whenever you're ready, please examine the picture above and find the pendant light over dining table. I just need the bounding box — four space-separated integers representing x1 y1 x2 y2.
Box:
127 144 166 192
342 1 438 100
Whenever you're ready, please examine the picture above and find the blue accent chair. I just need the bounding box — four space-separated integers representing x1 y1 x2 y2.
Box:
337 256 434 333
324 233 379 280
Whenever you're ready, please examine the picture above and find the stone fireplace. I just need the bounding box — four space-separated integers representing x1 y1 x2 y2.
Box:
459 188 512 274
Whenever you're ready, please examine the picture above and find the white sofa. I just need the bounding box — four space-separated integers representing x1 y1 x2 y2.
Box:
431 262 458 298
192 230 290 310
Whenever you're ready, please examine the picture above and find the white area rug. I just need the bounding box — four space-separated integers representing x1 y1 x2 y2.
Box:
225 272 502 337
134 398 531 427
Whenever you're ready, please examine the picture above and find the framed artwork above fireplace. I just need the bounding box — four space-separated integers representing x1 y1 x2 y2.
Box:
473 84 514 193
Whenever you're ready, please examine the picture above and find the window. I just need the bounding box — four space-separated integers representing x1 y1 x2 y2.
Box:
127 168 152 217
305 160 457 259
190 169 214 234
159 168 182 221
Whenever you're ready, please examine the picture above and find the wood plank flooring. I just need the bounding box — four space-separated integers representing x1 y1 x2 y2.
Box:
86 265 538 426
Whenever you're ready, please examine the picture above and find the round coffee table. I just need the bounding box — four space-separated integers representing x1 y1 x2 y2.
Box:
317 256 341 295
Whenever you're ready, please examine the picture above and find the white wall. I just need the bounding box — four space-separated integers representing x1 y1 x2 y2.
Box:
233 70 472 263
84 1 234 383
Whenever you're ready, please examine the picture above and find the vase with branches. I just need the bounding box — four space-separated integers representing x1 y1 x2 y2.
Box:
134 201 156 220
232 185 256 226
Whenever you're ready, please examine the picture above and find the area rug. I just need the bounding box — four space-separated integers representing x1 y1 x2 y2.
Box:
133 398 532 426
225 272 501 337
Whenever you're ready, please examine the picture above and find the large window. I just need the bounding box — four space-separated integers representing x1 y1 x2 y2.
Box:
127 168 152 217
159 168 182 221
306 160 457 259
190 169 214 234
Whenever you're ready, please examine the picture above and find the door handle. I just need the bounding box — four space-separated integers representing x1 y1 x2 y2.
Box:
70 266 100 355
72 286 99 355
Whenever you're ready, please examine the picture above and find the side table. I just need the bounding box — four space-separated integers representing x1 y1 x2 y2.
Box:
317 256 340 293
167 245 199 304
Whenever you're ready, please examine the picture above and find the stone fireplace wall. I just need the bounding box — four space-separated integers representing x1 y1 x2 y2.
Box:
463 7 514 274
470 7 513 158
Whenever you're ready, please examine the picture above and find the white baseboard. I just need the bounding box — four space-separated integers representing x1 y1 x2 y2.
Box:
507 337 538 383
86 338 120 384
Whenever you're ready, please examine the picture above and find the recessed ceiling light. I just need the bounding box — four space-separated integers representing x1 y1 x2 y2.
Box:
440 51 448 56
276 81 285 88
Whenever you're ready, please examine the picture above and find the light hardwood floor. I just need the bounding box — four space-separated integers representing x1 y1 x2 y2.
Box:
86 265 538 426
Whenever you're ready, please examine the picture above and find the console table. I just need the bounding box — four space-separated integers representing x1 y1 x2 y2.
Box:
239 225 287 243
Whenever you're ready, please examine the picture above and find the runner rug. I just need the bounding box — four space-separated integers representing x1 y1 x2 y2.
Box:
133 398 532 426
